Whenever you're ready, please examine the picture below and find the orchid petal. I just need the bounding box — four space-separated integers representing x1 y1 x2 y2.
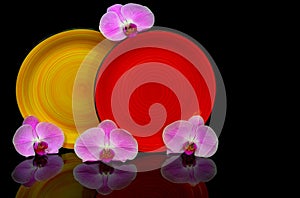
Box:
194 158 217 182
23 116 39 130
99 12 126 41
35 122 64 154
107 4 122 13
107 4 125 22
108 164 137 190
11 158 35 185
162 121 192 154
73 163 103 189
34 155 63 181
110 129 138 162
121 3 154 32
74 127 105 162
187 115 205 141
188 115 204 129
194 126 218 157
98 119 117 137
13 125 35 157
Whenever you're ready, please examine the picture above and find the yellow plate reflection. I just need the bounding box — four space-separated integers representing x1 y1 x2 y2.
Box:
16 153 82 198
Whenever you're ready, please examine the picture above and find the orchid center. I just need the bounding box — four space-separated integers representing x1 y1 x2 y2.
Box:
100 148 115 163
33 141 48 156
183 142 197 155
181 153 196 168
99 161 114 175
33 155 48 168
123 23 137 37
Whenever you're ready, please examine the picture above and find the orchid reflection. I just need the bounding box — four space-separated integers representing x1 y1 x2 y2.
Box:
73 161 137 195
11 154 63 187
161 153 217 186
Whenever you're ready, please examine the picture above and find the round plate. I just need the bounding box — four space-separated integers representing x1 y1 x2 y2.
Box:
94 27 216 152
16 29 105 148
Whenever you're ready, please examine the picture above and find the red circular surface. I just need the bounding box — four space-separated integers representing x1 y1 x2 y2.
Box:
95 30 216 152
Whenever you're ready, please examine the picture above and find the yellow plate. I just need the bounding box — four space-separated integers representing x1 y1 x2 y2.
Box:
16 29 105 148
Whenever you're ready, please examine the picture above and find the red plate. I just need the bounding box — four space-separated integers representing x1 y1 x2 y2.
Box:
95 28 216 152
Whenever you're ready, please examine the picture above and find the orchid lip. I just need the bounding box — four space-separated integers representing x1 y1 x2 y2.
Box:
100 148 115 163
34 141 48 156
123 23 138 37
183 142 197 155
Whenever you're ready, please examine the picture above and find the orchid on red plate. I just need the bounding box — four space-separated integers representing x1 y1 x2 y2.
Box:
74 120 138 163
162 115 218 157
99 3 154 41
13 116 65 157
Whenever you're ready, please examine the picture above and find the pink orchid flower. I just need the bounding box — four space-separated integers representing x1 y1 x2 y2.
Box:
162 115 218 157
161 153 217 186
11 154 63 187
13 116 65 157
74 120 138 163
73 162 136 195
99 3 154 41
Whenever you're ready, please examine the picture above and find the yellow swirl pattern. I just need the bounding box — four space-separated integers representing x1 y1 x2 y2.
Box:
16 29 105 148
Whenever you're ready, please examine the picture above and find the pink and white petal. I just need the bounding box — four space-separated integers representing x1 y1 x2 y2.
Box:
109 129 138 162
162 121 192 154
121 3 154 31
194 158 217 182
35 122 64 154
13 125 35 157
34 155 63 181
107 4 126 22
163 121 192 143
73 163 103 189
194 126 218 157
108 164 137 190
186 116 206 141
11 158 35 184
99 12 126 41
107 4 122 13
98 120 117 137
23 116 39 130
188 115 204 129
74 127 105 162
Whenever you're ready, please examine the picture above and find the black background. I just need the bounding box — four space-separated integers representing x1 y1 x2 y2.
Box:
2 0 249 197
